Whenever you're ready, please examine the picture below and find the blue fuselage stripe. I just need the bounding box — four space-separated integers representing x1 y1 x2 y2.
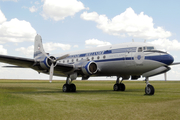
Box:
93 55 173 65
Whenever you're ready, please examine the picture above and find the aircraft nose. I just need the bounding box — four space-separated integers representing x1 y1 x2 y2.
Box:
165 54 174 65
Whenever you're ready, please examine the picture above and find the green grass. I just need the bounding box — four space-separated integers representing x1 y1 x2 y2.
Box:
0 80 180 120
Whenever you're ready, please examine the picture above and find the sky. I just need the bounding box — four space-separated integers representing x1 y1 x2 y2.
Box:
0 0 180 81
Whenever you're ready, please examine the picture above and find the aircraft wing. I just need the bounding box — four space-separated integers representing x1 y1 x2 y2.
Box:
54 63 74 73
0 54 74 74
0 55 34 68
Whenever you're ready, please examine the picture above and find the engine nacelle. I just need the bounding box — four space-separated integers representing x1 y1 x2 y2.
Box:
80 61 98 75
40 56 57 70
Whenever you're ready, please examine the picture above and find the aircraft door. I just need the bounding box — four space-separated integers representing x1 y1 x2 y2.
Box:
134 47 145 64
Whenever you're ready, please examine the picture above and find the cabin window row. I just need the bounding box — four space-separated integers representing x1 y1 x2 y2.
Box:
59 55 106 63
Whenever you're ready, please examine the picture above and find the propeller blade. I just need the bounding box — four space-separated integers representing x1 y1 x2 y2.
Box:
56 54 69 61
49 63 54 83
164 72 167 82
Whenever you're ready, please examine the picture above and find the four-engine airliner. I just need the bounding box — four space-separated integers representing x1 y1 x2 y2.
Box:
0 34 177 95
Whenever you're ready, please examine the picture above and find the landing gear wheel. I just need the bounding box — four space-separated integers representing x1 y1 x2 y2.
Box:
63 84 76 92
119 83 125 91
113 84 119 91
113 83 126 91
145 84 155 95
63 84 70 92
70 84 76 92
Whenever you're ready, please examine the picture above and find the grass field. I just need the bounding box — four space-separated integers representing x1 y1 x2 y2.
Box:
0 80 180 120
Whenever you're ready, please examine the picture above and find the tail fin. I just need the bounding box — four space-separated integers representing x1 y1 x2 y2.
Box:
34 34 46 59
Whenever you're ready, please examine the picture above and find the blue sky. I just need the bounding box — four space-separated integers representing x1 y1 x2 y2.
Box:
0 0 180 80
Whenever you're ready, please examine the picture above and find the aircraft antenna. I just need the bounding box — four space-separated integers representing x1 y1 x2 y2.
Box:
132 39 134 42
144 40 146 43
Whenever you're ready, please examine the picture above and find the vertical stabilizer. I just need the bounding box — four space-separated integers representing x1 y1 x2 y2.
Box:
34 34 46 59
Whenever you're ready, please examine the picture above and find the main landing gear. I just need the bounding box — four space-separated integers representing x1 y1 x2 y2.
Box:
145 77 155 95
62 75 76 92
113 76 125 91
113 76 155 95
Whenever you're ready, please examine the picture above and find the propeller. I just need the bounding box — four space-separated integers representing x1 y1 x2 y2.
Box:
49 63 54 83
38 48 69 82
164 72 167 82
48 54 69 83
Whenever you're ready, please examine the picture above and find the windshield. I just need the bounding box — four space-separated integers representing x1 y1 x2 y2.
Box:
138 46 155 52
147 47 154 50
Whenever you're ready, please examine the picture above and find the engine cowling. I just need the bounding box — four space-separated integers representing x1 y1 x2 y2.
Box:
40 56 57 70
80 61 98 75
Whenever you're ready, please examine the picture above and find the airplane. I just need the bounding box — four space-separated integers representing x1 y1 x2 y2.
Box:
0 34 177 95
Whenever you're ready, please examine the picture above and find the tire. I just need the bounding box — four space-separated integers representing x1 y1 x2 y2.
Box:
145 84 155 95
113 84 119 91
70 84 76 92
119 83 125 91
63 84 70 92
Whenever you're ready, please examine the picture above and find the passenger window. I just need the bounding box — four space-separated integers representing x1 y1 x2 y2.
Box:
138 47 143 52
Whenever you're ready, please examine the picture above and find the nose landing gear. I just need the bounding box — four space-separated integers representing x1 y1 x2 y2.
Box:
145 77 155 95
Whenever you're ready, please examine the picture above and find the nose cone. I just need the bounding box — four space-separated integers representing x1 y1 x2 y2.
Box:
165 54 174 65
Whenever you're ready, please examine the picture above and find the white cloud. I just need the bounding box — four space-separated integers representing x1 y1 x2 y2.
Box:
85 39 111 47
149 38 180 51
0 45 7 55
16 43 71 57
73 45 79 48
0 10 7 24
43 42 71 51
29 6 38 13
81 7 171 39
0 18 36 43
15 45 34 57
41 0 86 21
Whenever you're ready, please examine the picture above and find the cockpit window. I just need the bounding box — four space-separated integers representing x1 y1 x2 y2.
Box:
147 47 154 50
138 47 143 52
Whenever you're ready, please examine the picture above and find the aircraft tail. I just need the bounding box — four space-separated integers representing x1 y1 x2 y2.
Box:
34 34 46 59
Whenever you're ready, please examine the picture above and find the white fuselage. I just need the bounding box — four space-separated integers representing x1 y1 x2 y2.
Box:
53 42 174 78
